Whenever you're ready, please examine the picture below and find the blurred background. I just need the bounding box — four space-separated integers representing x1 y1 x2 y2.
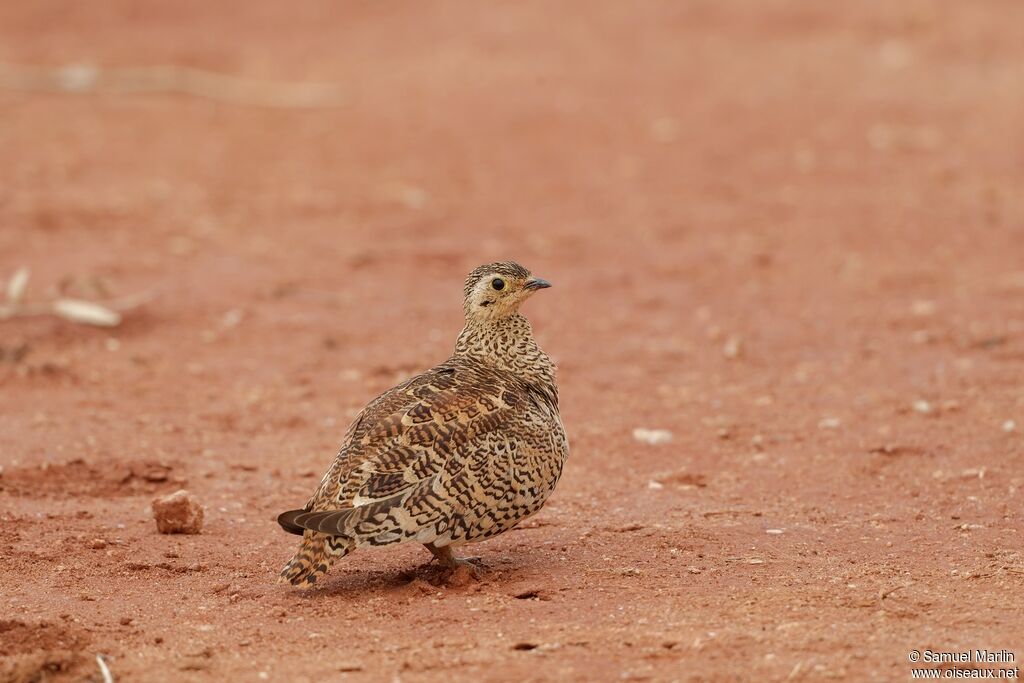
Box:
1 2 1022 681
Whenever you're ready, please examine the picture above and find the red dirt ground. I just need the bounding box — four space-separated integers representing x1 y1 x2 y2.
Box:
2 2 1023 681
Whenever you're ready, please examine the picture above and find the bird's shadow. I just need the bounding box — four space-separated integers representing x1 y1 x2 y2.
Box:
284 547 550 600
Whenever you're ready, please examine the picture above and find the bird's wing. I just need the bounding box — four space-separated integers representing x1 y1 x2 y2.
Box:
281 360 532 540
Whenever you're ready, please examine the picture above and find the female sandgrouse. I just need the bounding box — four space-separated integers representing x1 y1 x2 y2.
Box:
277 262 568 587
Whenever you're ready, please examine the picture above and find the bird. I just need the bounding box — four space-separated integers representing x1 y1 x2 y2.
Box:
277 261 568 587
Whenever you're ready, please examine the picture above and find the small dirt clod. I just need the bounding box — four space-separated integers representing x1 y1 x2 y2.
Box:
152 489 204 534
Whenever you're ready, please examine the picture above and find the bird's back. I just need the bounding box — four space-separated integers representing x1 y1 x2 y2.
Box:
278 262 566 587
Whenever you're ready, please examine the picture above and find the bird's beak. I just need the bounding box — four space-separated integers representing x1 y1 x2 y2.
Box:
524 277 552 291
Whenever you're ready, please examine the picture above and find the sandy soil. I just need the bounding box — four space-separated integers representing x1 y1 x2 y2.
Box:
2 2 1023 681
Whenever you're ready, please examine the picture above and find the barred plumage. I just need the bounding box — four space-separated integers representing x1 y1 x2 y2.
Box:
278 262 568 587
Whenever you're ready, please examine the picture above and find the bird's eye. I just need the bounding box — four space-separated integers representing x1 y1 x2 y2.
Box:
491 278 505 291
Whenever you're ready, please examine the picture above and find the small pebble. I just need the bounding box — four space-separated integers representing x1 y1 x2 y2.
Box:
633 428 673 445
723 335 742 359
152 489 204 534
818 417 841 430
87 538 107 550
1003 420 1016 433
912 400 933 415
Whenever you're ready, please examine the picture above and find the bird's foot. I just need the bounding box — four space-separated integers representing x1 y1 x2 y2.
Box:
448 556 486 579
424 543 486 582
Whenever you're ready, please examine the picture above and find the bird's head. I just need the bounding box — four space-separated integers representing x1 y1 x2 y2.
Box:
463 261 551 321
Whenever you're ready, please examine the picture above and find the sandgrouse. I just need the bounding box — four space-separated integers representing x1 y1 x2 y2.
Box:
277 262 568 587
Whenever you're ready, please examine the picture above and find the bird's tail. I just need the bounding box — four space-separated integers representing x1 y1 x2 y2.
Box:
278 531 353 588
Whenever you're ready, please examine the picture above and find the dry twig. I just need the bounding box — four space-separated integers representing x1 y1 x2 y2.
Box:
96 654 114 683
1 267 152 327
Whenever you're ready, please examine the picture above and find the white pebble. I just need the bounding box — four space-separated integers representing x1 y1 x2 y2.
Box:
647 480 664 490
912 400 933 415
1003 420 1016 433
766 529 784 535
222 308 244 328
633 428 673 445
722 336 742 359
817 417 841 430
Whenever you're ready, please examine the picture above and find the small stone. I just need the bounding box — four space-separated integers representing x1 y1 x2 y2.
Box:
152 489 204 534
87 538 107 550
119 616 133 626
143 467 169 483
766 529 784 535
221 308 244 328
912 400 933 415
647 480 664 490
1003 420 1016 433
723 335 742 359
632 428 673 445
817 417 841 430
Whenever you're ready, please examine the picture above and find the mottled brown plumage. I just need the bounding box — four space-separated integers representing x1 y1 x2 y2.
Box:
277 262 568 587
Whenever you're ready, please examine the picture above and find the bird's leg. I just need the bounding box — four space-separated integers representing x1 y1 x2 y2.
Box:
424 543 484 576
